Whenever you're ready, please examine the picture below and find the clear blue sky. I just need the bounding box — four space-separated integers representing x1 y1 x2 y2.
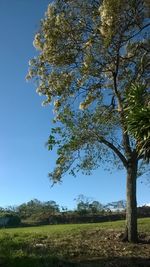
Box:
0 0 149 209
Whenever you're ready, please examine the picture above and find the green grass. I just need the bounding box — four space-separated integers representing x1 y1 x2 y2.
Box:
0 218 149 267
1 217 149 235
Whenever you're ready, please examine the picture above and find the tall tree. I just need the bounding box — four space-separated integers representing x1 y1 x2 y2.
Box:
27 0 150 242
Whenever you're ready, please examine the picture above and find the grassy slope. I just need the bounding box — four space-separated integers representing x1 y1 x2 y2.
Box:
0 218 150 267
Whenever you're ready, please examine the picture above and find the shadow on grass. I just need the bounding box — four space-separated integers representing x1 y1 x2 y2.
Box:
0 256 150 267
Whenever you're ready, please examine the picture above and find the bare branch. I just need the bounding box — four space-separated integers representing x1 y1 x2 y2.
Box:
121 23 150 45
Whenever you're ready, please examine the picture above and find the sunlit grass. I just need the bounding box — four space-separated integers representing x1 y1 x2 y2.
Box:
0 217 149 235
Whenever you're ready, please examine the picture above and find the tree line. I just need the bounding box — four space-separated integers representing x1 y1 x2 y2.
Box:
0 197 149 227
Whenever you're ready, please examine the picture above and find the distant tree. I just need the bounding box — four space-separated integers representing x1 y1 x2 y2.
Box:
43 200 60 214
76 195 103 214
89 201 103 214
61 206 68 212
76 201 89 215
5 206 17 212
17 199 59 219
75 194 91 215
28 0 150 242
104 200 126 210
17 203 28 219
0 207 4 213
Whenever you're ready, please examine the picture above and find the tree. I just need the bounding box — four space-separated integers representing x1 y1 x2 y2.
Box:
104 200 126 210
27 0 150 242
75 194 92 215
89 201 103 214
125 83 150 162
75 194 103 214
17 199 59 219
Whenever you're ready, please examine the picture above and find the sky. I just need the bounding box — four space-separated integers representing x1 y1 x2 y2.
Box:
0 0 149 210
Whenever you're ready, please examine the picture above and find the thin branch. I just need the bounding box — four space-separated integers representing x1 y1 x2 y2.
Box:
121 23 150 45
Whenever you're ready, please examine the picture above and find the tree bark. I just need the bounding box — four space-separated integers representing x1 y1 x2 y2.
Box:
125 158 138 243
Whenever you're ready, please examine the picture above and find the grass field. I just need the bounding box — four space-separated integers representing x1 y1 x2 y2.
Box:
0 218 150 267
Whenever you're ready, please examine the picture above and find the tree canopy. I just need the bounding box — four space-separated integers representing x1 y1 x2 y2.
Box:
27 0 150 182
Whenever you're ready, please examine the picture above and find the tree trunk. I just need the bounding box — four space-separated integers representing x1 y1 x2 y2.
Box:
125 158 138 243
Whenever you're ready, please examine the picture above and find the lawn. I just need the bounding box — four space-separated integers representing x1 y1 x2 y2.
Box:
0 218 150 267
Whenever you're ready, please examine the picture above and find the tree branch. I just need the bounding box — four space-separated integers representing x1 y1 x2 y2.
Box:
99 136 128 168
121 23 150 45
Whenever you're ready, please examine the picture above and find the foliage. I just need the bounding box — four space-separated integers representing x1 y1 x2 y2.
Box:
104 200 126 210
75 194 102 215
76 200 103 215
0 198 128 226
74 194 126 215
16 199 60 220
27 0 150 182
0 199 60 226
125 83 150 161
